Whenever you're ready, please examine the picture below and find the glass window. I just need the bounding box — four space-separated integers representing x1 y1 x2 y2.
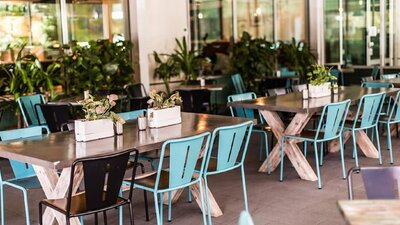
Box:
324 0 341 64
276 0 307 41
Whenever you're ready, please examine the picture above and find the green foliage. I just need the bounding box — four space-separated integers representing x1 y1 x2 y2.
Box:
173 36 200 81
0 46 61 101
147 90 182 110
63 39 134 95
154 51 180 95
307 64 337 86
229 32 276 89
78 94 124 123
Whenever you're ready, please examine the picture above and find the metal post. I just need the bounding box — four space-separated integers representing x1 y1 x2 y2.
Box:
379 0 386 72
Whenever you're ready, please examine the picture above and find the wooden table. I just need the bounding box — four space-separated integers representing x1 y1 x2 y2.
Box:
369 78 400 88
178 84 224 91
227 86 399 181
0 113 249 225
338 200 400 225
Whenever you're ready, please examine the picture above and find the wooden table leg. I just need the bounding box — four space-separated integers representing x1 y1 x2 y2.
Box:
259 111 318 181
329 130 379 159
33 166 83 225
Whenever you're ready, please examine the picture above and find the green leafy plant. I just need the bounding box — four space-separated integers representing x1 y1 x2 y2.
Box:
229 31 276 89
307 64 337 86
78 94 125 124
147 90 182 110
62 39 134 95
173 36 200 82
153 51 181 95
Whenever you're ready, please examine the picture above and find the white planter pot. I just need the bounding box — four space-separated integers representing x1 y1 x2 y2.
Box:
309 82 331 98
75 119 114 142
147 106 182 128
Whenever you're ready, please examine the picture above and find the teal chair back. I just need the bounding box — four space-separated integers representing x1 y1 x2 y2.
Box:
206 121 253 172
331 69 344 85
118 109 147 121
238 211 255 225
361 82 393 88
17 94 46 127
228 92 258 119
0 126 47 179
231 74 246 94
156 132 210 190
387 91 400 122
280 68 298 77
315 100 351 140
354 93 386 129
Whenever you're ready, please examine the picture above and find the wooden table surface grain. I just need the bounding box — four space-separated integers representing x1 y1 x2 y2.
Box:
338 200 400 225
228 85 399 113
177 84 225 91
0 112 250 170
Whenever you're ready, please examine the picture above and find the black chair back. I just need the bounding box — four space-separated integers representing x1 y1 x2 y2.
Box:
39 104 70 132
67 149 137 213
125 83 147 98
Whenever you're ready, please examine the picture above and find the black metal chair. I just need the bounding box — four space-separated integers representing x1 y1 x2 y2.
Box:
39 149 139 225
125 83 150 110
347 166 400 200
38 104 71 133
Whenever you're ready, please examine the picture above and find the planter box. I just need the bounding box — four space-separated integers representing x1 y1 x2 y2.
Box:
148 106 182 128
309 82 331 98
75 119 114 142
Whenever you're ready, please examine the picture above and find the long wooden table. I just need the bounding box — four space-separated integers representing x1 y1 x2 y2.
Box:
228 86 399 182
0 113 250 225
338 200 400 225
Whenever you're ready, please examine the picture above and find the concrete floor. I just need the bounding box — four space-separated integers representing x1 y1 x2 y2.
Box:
1 131 398 225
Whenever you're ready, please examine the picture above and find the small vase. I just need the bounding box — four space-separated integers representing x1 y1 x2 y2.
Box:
115 122 123 135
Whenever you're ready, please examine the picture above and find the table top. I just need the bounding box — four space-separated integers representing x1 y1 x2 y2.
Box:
0 113 250 170
227 85 399 113
178 84 224 91
338 200 400 225
370 78 400 88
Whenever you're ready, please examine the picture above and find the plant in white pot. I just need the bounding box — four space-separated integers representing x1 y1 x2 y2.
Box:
307 64 337 98
147 90 182 128
75 94 125 142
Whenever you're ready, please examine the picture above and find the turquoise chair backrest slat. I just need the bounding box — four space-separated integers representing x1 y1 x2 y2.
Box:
228 92 257 119
391 91 400 121
231 74 246 94
156 132 210 190
215 122 251 171
17 94 46 126
361 82 393 88
358 93 386 128
0 126 45 179
318 100 350 140
118 109 147 121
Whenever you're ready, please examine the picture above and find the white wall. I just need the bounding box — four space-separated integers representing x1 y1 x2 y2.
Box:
129 0 189 92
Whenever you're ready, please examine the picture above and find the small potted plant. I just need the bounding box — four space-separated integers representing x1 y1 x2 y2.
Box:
75 94 125 142
307 64 337 98
147 90 182 128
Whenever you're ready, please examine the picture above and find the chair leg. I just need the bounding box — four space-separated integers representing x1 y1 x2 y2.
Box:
313 142 322 189
387 123 394 164
159 193 163 224
204 176 212 225
66 216 71 225
198 181 208 225
153 193 162 225
1 184 4 225
396 123 399 138
38 202 43 225
259 132 264 162
279 137 285 181
94 213 99 225
375 126 382 165
303 141 307 158
240 165 249 211
188 187 192 203
139 163 150 221
352 131 359 168
319 142 324 166
128 202 135 225
22 189 30 225
167 191 172 222
339 136 346 179
103 211 108 225
263 131 270 174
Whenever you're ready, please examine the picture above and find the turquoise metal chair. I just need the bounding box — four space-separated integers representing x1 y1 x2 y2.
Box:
361 82 394 88
331 69 344 85
132 132 211 225
228 92 270 171
231 74 246 94
238 211 255 225
201 121 253 225
118 109 147 121
17 94 47 127
0 126 48 225
378 91 400 164
343 92 386 168
280 100 351 189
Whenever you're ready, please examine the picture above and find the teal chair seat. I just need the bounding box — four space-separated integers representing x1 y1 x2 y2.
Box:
0 126 48 225
280 100 351 189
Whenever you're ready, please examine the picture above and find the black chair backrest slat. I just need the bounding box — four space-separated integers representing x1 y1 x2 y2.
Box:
39 104 70 132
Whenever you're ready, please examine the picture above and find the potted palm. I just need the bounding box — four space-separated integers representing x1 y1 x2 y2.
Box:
75 94 125 142
147 90 182 128
307 64 337 98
